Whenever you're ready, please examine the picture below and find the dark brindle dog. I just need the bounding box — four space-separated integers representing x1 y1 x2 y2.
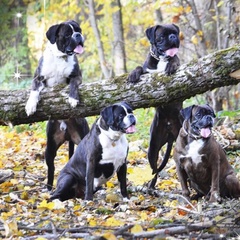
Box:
128 24 182 188
174 104 240 202
25 20 89 190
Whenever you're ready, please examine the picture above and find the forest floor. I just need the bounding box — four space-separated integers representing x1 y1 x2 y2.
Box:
0 108 240 239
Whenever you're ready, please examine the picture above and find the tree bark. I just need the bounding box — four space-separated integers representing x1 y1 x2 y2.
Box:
112 0 127 76
0 46 239 126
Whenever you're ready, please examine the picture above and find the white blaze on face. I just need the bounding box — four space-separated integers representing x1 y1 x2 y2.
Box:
68 24 84 54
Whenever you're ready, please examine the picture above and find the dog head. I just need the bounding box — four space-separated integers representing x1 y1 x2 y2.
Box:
146 24 180 59
46 20 84 56
181 104 216 139
100 102 136 135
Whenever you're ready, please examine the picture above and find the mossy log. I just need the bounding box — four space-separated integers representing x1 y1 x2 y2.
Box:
0 46 240 126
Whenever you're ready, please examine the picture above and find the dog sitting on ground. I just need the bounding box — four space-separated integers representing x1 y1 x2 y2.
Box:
24 20 89 189
173 104 240 202
127 24 182 188
50 102 136 201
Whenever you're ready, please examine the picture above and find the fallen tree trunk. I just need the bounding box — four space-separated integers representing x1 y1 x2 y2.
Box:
0 46 240 126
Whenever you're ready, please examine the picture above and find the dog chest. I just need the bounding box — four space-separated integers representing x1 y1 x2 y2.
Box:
146 58 168 73
41 45 76 87
93 133 128 188
184 139 205 165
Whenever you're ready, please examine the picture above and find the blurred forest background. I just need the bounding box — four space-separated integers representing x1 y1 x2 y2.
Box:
0 0 240 113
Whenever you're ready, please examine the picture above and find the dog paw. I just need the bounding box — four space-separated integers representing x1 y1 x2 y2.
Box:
25 90 40 116
127 66 144 83
165 55 180 75
25 101 37 116
68 97 79 108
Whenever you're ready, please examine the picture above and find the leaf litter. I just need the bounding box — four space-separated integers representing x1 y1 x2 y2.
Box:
0 122 240 239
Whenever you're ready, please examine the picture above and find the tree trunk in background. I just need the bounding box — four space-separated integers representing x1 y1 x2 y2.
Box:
0 46 239 126
87 0 111 79
111 0 127 76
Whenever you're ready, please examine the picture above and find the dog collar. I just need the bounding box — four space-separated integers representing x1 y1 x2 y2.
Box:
182 121 203 140
150 46 169 61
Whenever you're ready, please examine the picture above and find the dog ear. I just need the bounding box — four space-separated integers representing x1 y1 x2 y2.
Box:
100 106 114 126
172 24 180 34
145 25 161 44
180 105 195 120
46 24 60 44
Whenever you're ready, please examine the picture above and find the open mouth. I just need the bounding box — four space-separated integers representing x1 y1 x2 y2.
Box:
200 127 212 138
124 124 136 134
164 48 179 57
74 44 84 54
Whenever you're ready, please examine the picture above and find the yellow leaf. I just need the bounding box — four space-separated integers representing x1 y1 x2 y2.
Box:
37 200 54 210
217 0 224 7
88 218 97 227
106 193 121 203
101 232 117 240
191 35 198 45
131 224 143 233
105 216 123 227
106 181 115 188
4 219 18 237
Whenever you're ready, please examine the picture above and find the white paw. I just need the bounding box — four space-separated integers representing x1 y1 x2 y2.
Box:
25 91 39 116
68 97 79 108
25 100 37 116
59 121 67 131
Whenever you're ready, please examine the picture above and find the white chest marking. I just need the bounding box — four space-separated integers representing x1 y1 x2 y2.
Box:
41 42 75 87
184 139 205 165
93 131 128 189
146 58 168 73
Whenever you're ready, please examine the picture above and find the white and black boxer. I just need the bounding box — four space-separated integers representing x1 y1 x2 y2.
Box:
25 20 89 190
127 24 182 188
25 20 84 115
50 102 136 201
174 104 240 202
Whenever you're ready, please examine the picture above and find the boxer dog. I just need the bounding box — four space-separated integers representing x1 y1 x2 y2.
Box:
174 104 240 202
24 20 89 190
50 102 136 201
127 24 182 188
45 118 89 191
25 19 84 116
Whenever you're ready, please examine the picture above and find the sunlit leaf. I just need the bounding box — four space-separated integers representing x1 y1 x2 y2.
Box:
131 224 143 233
105 216 124 227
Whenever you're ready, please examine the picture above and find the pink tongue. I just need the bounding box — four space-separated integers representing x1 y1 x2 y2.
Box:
200 128 211 138
126 125 136 134
165 48 179 57
74 45 84 54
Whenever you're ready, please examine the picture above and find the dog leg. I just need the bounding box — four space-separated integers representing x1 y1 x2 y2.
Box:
209 163 221 202
45 120 65 190
25 73 45 116
68 75 81 108
50 174 76 201
85 157 95 200
117 163 129 200
224 174 240 198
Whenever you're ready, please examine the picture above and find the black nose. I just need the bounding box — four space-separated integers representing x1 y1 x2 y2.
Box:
169 34 177 41
73 32 83 44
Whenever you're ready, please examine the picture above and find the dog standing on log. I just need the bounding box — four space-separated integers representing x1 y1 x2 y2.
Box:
174 104 240 202
50 102 136 201
128 24 182 188
25 20 89 190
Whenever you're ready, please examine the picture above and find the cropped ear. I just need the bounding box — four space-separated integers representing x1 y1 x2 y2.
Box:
145 25 162 44
100 105 114 126
180 105 195 120
46 24 60 44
